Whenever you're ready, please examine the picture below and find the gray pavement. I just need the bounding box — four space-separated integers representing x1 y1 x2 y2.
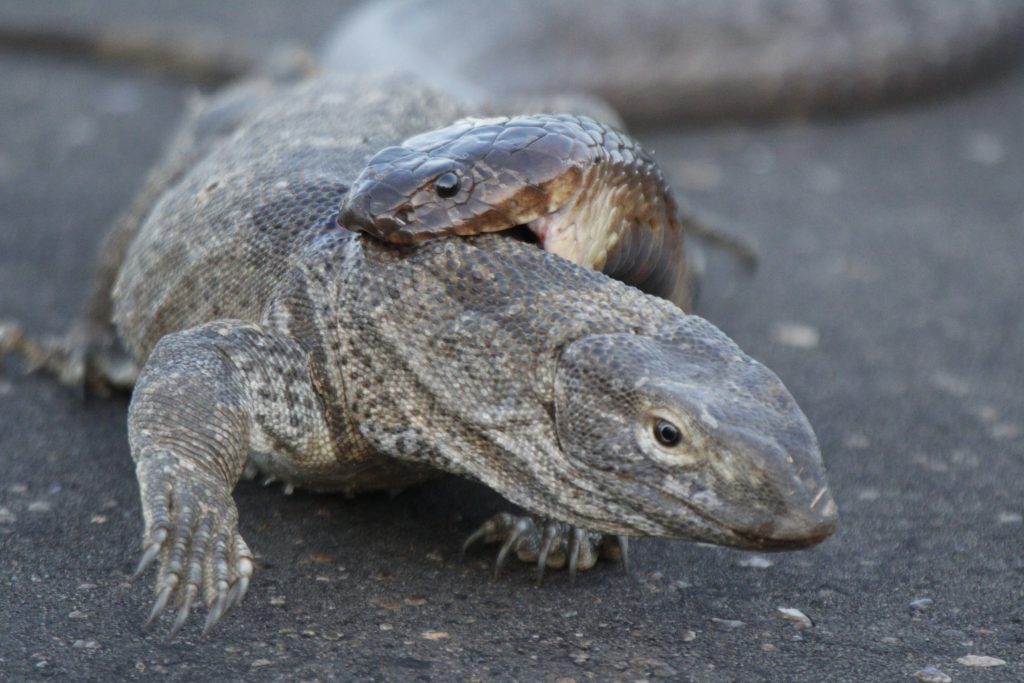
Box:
1 2 1023 681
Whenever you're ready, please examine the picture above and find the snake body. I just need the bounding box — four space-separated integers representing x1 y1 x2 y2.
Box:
6 0 1023 310
332 0 1024 308
340 114 691 309
325 0 1024 124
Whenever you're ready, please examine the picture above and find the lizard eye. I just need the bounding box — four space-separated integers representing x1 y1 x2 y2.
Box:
653 419 681 447
434 172 461 198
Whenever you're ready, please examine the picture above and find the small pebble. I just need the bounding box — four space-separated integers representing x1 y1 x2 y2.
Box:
909 598 934 611
738 555 774 569
975 405 999 423
913 666 952 683
773 322 820 350
844 434 871 450
957 655 1006 667
930 371 969 397
710 618 745 630
681 630 696 642
775 607 813 629
28 500 52 513
250 659 272 668
421 630 449 641
72 639 99 650
997 512 1022 524
991 423 1020 440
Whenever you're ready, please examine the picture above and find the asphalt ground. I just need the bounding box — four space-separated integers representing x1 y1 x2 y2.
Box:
1 2 1022 681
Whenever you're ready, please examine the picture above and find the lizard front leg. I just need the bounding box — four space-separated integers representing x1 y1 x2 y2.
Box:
128 320 342 638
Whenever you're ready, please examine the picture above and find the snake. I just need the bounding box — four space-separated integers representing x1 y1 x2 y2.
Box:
3 0 1023 311
324 0 1024 124
339 114 693 309
332 0 1024 310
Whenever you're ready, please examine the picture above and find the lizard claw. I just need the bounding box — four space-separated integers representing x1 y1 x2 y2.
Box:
134 452 253 639
133 528 166 578
144 581 175 629
462 513 629 581
493 516 533 578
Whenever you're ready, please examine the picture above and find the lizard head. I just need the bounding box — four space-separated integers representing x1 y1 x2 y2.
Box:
554 315 837 549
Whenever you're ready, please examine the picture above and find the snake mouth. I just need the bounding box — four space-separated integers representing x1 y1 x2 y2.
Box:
497 224 542 246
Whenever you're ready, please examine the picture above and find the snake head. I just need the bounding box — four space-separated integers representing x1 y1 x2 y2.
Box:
554 315 838 549
340 114 692 308
339 115 595 243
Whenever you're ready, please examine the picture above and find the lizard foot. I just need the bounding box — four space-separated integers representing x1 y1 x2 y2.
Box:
133 452 253 640
461 512 629 583
0 319 137 394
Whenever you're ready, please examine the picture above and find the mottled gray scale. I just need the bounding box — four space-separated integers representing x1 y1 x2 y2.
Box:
5 72 840 635
115 75 468 360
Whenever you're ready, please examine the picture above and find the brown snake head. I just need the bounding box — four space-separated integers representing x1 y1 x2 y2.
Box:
340 114 691 309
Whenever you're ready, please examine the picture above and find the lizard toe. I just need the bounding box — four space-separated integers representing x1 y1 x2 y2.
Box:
462 513 622 582
134 452 251 638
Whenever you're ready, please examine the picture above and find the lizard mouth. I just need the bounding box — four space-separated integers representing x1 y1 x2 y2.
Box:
670 486 837 550
602 471 836 550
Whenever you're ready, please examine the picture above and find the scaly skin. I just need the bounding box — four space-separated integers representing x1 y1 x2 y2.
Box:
325 0 1024 124
340 114 691 308
110 74 838 635
3 72 836 637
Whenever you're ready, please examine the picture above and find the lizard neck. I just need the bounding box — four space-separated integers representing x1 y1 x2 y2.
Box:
303 230 679 530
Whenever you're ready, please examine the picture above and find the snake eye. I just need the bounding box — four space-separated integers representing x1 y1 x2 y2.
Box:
654 419 681 447
434 172 461 198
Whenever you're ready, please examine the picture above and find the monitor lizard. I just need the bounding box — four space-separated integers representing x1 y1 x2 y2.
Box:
1 70 837 638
